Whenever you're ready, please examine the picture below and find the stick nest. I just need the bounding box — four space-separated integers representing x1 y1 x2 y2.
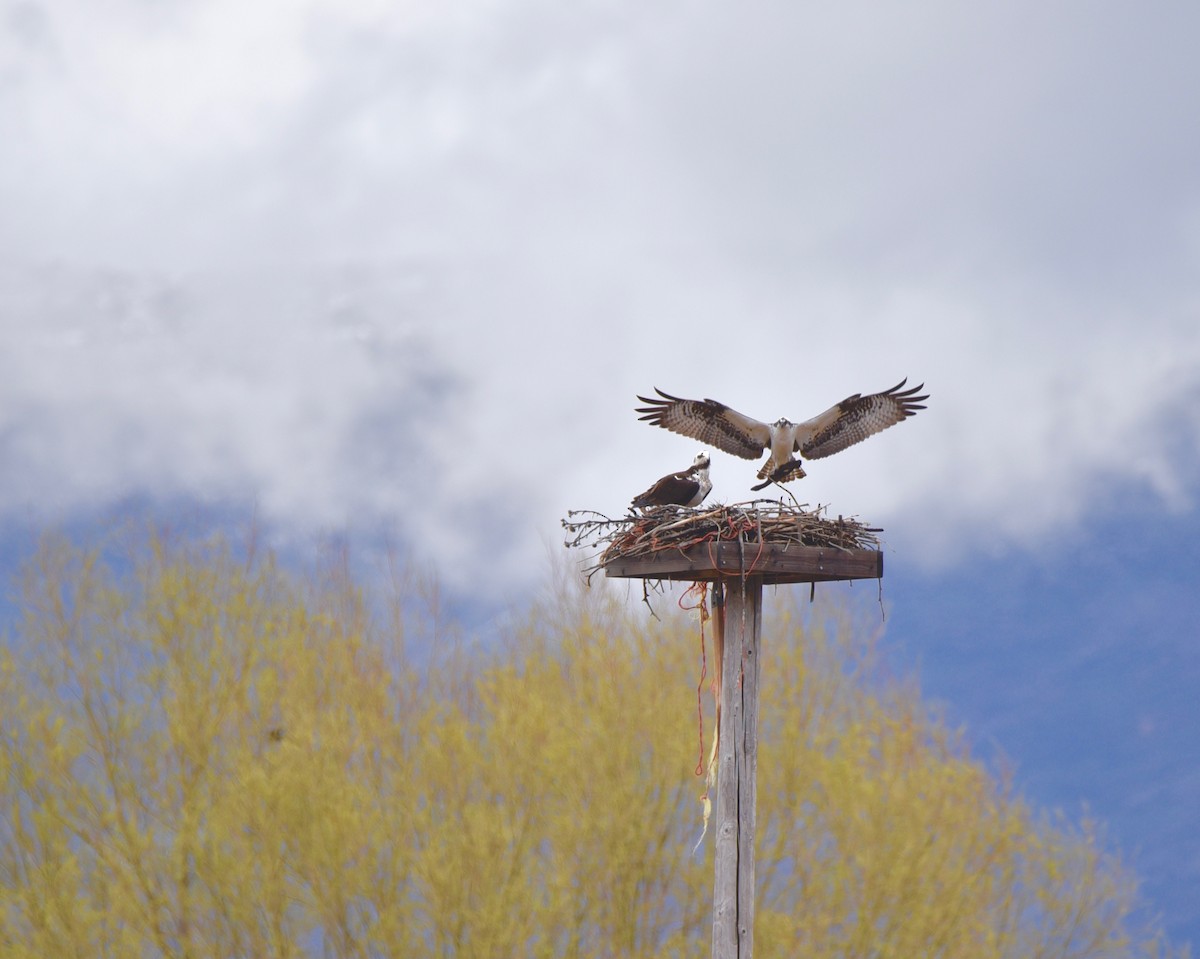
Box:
562 500 882 583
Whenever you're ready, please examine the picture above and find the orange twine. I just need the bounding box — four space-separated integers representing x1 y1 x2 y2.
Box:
678 583 710 777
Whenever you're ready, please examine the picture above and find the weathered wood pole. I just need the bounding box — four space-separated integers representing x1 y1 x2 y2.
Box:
710 577 763 959
602 540 881 959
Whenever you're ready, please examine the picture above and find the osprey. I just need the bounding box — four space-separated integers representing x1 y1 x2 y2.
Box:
636 379 928 490
630 453 713 509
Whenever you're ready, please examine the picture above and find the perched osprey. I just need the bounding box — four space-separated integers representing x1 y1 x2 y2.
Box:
636 379 928 490
630 453 713 509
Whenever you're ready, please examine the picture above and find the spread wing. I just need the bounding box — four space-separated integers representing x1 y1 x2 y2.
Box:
635 389 770 460
798 379 929 460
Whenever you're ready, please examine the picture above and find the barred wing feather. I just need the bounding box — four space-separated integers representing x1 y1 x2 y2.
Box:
635 389 769 461
799 379 928 460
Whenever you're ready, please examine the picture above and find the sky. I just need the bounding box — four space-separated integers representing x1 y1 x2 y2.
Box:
2 0 1200 946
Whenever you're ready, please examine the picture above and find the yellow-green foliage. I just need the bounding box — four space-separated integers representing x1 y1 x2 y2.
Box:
0 534 1183 958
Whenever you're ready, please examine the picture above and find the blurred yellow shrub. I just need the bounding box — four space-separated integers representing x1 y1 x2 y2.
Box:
0 533 1181 958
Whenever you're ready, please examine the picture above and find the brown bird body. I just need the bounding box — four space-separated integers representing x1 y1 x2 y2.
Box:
630 453 712 509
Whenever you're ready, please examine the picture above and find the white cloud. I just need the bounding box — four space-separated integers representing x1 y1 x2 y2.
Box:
2 0 1199 594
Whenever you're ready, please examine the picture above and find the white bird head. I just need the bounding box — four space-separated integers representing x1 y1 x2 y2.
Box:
692 452 711 469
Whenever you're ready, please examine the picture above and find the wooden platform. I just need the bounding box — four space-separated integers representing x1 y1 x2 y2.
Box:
603 541 882 584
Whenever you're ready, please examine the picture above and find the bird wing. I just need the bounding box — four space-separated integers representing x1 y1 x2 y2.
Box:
635 389 770 460
797 379 929 460
631 472 701 508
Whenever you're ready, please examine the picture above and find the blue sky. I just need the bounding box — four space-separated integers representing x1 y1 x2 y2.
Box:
885 498 1200 944
3 0 1200 946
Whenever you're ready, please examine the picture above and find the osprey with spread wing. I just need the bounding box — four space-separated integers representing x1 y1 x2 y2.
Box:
636 379 928 490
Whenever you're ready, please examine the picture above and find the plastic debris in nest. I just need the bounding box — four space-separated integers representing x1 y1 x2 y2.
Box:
562 500 883 584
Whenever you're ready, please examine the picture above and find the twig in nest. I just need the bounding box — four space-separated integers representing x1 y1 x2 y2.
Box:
562 501 882 583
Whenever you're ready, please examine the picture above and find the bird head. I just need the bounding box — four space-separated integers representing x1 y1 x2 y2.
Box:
693 452 711 469
772 418 795 429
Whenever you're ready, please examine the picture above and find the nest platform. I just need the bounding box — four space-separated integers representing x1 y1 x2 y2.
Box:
562 501 883 585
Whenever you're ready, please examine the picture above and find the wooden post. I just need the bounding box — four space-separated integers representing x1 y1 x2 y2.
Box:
711 577 763 959
601 539 881 959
